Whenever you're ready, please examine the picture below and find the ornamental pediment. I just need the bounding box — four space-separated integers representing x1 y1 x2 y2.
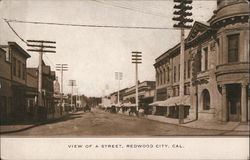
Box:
186 21 210 42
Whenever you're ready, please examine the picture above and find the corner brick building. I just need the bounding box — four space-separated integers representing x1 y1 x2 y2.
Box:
153 0 249 122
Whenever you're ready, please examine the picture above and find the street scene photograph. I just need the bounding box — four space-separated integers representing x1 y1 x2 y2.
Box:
0 0 249 138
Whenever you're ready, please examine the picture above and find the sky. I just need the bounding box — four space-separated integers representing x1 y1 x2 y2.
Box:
0 0 217 97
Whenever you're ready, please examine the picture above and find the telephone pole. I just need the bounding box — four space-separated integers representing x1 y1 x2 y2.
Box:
27 40 56 119
56 64 68 115
69 80 76 112
172 0 193 123
132 51 142 112
115 72 123 106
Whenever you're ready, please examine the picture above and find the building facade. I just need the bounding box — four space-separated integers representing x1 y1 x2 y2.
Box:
0 42 31 122
123 81 155 108
154 0 249 122
0 47 12 123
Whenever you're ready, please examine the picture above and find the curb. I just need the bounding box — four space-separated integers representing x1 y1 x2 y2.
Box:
113 110 249 133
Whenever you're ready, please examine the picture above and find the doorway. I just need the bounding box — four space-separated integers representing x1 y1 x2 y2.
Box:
227 84 241 122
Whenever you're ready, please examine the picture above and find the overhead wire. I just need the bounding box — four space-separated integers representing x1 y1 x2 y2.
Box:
5 19 177 30
4 19 28 45
102 0 170 17
92 0 169 18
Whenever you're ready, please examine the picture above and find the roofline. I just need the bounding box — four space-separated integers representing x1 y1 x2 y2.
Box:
8 42 31 58
155 21 211 65
0 47 6 53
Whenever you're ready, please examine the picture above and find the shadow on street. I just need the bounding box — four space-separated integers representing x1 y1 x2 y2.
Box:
0 112 84 134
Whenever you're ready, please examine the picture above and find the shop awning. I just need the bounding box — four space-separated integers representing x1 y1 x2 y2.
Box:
149 101 164 106
161 95 190 107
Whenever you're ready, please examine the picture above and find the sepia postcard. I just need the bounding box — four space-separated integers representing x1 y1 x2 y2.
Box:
0 0 249 159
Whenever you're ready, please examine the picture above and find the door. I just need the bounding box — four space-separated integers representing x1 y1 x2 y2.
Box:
227 84 241 122
228 98 241 121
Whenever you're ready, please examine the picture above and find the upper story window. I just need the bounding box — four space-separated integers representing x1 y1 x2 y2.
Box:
167 67 170 82
159 71 162 85
178 64 180 81
22 63 26 80
163 68 166 84
187 60 191 78
204 47 208 71
184 61 186 80
173 66 176 82
228 34 239 63
197 49 202 72
184 84 190 95
18 60 21 78
12 57 16 76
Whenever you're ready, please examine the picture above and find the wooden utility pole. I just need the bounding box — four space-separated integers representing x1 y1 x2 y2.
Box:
56 64 68 115
172 0 193 124
132 51 142 112
115 72 123 106
27 40 56 119
69 80 76 112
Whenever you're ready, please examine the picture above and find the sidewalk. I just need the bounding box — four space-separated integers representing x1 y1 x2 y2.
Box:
146 114 249 132
0 113 69 135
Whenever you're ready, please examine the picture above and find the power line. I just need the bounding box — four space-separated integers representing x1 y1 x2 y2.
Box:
44 54 56 68
5 19 177 30
4 19 27 44
93 0 169 18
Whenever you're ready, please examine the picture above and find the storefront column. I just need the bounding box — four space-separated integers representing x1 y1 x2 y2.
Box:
241 83 248 123
221 84 228 122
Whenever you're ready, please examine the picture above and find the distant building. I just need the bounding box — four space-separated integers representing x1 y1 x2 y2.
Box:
123 81 155 108
26 61 57 119
153 0 249 122
54 76 60 94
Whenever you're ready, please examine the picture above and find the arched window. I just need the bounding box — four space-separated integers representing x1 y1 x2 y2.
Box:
202 89 210 110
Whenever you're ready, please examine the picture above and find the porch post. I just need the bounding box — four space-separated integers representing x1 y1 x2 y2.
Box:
221 84 228 122
241 83 248 123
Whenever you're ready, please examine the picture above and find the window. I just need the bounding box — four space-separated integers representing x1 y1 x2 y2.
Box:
22 64 26 80
184 85 190 95
178 64 180 81
163 68 166 84
173 66 176 82
12 57 16 76
204 47 208 70
202 89 210 110
167 67 170 82
184 61 186 80
173 87 176 97
159 71 162 85
188 60 191 78
197 50 202 72
156 72 159 86
228 34 239 63
18 61 21 78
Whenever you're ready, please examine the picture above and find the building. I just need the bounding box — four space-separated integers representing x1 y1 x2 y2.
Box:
153 0 249 122
0 42 31 122
26 67 38 117
109 88 128 105
26 61 57 120
0 47 12 123
123 81 155 108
